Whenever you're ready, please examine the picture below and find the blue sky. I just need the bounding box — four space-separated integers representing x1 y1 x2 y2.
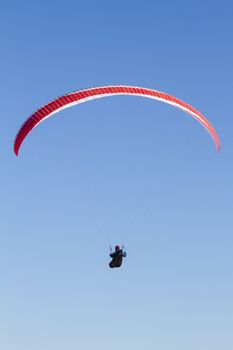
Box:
1 1 233 349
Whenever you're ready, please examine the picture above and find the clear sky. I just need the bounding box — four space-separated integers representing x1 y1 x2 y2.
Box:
1 1 233 349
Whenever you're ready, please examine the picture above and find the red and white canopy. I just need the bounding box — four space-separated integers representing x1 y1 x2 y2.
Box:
14 85 220 155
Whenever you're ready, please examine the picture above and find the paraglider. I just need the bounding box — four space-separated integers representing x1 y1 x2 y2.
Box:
13 85 220 270
109 245 127 268
14 85 220 155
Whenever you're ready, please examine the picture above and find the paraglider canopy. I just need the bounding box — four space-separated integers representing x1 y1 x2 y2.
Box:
14 85 220 155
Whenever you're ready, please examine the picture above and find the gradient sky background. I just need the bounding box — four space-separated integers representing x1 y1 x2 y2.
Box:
1 1 233 349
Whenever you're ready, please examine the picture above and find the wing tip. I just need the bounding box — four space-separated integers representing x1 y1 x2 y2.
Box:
215 137 221 153
14 142 19 156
